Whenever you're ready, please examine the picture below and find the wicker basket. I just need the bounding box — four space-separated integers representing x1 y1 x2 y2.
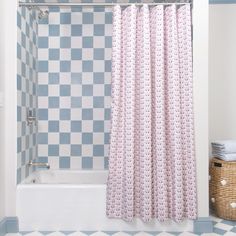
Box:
209 157 236 220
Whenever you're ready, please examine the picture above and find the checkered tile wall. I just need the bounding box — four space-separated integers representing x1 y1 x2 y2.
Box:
17 7 38 183
18 0 155 175
37 6 112 169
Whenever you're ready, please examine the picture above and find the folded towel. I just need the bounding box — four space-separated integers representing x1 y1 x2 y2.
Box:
212 140 236 154
212 153 236 162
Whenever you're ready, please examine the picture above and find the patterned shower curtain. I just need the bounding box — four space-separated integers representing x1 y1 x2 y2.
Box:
106 4 197 222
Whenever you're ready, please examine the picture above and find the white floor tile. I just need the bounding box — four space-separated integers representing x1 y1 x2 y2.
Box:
223 232 236 236
178 232 198 236
5 234 22 236
134 232 153 236
46 232 65 236
214 222 234 231
24 233 44 236
112 232 131 236
68 232 87 236
156 233 175 236
210 216 223 223
90 232 110 236
201 233 221 236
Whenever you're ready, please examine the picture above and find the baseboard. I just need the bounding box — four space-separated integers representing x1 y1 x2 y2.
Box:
1 216 212 234
194 217 213 233
0 217 19 236
0 219 6 236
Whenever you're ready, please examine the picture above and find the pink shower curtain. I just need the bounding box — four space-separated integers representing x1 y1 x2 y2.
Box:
106 4 197 222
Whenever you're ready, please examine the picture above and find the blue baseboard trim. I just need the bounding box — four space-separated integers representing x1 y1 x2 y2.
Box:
0 219 6 236
194 217 213 233
0 217 19 236
0 216 213 234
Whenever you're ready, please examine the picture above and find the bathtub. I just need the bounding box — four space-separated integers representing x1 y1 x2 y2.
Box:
17 170 193 231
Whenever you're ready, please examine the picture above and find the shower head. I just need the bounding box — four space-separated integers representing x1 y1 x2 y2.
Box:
38 9 49 19
27 5 49 20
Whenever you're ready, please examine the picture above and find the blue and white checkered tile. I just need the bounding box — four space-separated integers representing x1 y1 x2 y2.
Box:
211 215 236 236
5 215 236 236
17 6 38 183
37 5 112 170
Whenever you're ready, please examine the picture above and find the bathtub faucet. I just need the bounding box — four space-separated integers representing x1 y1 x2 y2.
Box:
28 160 50 169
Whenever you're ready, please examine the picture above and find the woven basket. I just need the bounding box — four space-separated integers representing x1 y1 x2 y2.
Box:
209 157 236 220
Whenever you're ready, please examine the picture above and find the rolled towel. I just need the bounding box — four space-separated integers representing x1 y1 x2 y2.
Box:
212 140 236 154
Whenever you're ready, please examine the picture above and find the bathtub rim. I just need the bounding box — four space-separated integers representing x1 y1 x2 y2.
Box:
19 169 109 185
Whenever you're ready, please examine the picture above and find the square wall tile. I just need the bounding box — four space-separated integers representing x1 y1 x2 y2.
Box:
59 156 71 168
82 156 93 169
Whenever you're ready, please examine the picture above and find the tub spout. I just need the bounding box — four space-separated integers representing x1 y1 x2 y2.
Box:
28 161 50 169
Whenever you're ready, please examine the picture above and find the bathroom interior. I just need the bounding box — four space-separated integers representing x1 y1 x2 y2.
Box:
0 0 236 235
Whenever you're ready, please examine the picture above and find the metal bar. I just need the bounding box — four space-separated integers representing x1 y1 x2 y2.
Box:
28 161 50 169
19 1 191 7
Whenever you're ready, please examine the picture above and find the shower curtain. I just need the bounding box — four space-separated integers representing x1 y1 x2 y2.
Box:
106 4 197 222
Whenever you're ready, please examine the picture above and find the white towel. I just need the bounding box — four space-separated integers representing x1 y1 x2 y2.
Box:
212 153 236 162
212 140 236 154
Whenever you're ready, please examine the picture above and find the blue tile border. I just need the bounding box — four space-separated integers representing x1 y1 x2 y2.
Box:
0 219 5 236
0 215 234 235
6 217 19 234
0 217 19 236
193 217 213 233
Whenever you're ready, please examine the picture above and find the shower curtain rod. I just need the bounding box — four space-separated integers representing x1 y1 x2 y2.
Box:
19 1 191 7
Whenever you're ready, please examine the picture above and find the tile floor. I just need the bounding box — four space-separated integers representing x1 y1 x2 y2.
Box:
5 215 236 236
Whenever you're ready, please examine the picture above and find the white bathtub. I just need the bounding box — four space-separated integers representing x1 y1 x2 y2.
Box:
17 170 193 231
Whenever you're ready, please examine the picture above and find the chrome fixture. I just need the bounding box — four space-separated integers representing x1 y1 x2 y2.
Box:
26 3 49 19
38 9 49 19
27 109 37 126
28 160 50 169
19 1 191 7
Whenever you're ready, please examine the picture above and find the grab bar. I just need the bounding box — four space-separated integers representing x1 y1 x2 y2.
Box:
28 161 50 169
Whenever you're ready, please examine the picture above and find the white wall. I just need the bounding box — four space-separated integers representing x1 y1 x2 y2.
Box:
0 0 18 219
209 5 236 143
5 0 18 217
193 0 209 217
0 0 209 222
0 118 5 221
0 0 6 221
